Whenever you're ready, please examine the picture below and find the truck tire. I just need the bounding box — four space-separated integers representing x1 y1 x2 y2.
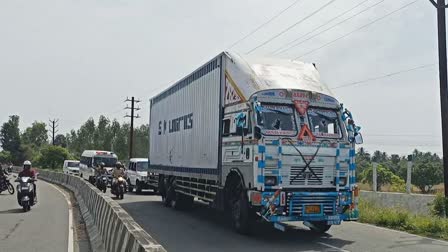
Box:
227 177 252 234
136 180 142 194
127 179 133 192
308 221 331 233
163 177 175 207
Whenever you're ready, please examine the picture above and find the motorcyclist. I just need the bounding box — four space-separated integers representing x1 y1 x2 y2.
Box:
95 162 107 186
0 164 9 187
18 160 37 203
112 161 126 191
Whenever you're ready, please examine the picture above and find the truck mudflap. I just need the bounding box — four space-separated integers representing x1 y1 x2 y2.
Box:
253 189 359 225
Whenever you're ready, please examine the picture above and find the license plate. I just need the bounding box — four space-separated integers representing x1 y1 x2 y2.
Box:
305 205 321 214
22 187 29 190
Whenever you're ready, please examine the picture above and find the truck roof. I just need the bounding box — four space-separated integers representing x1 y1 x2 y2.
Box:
81 150 117 157
151 51 333 104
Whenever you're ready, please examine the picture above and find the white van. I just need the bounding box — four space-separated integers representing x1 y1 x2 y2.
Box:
63 160 80 175
126 158 158 194
79 150 118 184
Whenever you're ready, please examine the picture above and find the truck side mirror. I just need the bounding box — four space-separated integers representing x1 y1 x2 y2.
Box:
355 133 363 144
254 126 262 140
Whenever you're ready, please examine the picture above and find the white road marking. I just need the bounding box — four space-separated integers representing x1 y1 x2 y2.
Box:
47 183 74 252
317 242 350 252
351 222 448 245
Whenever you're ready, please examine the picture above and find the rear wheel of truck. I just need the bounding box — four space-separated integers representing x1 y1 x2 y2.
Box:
308 221 331 233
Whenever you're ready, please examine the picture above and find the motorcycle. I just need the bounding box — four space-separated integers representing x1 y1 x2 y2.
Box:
16 176 36 212
111 176 126 199
96 174 109 193
0 175 14 194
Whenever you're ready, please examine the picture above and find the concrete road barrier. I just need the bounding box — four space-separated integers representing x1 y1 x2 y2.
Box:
12 167 166 252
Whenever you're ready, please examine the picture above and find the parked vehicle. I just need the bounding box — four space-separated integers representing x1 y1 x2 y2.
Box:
126 158 158 194
79 150 117 184
16 176 35 212
149 52 363 233
0 175 14 194
111 176 126 199
63 160 80 175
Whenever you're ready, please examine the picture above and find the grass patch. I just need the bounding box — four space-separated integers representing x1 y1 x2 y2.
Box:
359 200 448 240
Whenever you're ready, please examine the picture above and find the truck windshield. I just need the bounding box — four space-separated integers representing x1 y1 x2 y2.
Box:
67 162 79 168
136 162 149 171
256 104 297 136
307 108 342 139
93 157 118 167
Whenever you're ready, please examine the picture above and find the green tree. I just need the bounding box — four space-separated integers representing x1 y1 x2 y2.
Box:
21 121 48 147
37 145 71 169
356 147 371 181
134 124 149 158
362 164 405 192
54 134 67 148
412 151 443 193
0 115 23 164
0 151 12 163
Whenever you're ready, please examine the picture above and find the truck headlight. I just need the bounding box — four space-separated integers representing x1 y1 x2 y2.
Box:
265 176 277 186
336 177 347 186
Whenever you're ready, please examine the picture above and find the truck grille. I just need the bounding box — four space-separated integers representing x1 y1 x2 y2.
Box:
286 194 336 216
289 167 324 186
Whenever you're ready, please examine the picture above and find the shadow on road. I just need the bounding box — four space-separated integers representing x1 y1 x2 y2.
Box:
0 208 24 214
120 199 355 252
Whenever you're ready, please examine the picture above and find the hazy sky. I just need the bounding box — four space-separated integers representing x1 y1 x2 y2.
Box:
0 0 443 155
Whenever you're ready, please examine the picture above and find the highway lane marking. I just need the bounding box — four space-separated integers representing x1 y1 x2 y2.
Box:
47 182 74 252
317 242 350 252
351 222 448 245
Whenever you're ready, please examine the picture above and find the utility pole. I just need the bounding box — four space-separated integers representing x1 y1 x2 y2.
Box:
430 0 448 198
48 118 59 145
125 97 141 159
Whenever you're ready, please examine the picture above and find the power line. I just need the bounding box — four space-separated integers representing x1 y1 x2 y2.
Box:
330 63 436 89
48 118 59 145
294 0 419 60
124 97 141 159
246 0 338 54
227 0 303 49
272 0 382 56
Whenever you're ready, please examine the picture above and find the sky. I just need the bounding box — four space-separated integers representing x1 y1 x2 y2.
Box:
0 0 443 156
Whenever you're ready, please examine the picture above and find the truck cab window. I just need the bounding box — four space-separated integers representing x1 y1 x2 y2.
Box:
222 119 230 135
307 108 342 138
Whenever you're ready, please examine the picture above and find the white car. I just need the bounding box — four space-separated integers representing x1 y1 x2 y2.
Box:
63 160 80 175
126 158 158 194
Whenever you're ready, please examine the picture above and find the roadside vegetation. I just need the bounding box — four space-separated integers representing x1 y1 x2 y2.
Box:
359 197 448 240
0 115 149 169
357 147 444 194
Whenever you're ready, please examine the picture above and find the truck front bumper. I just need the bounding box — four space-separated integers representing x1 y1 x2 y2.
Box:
256 191 359 225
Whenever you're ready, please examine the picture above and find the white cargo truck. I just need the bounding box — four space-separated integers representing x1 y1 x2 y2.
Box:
149 51 363 233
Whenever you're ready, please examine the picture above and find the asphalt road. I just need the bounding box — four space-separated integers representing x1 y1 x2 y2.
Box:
0 175 69 252
104 189 448 252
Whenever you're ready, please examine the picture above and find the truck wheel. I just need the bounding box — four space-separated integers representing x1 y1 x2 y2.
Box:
227 178 252 234
136 181 142 194
308 221 331 233
127 179 134 192
163 178 175 207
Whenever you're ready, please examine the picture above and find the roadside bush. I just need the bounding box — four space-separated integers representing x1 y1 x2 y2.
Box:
359 199 448 240
430 193 448 218
36 145 71 169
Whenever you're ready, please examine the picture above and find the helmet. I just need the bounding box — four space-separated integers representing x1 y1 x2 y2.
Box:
115 161 122 168
23 160 32 170
99 162 105 168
